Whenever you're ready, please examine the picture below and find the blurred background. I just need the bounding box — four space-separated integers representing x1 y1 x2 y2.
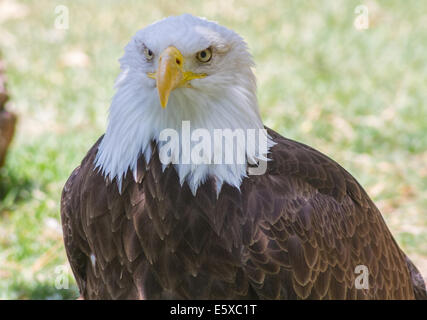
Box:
0 0 426 299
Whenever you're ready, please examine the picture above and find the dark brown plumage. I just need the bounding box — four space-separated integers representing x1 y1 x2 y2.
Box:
61 127 426 300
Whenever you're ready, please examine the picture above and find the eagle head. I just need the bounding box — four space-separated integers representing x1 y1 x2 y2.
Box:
95 14 273 194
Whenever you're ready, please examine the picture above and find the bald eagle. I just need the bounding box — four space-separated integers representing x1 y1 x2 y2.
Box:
61 14 426 300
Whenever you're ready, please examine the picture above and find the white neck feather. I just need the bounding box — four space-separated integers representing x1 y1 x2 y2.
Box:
95 68 273 195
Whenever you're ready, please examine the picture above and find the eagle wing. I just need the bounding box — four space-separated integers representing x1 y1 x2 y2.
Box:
61 136 144 299
61 164 88 295
241 128 426 299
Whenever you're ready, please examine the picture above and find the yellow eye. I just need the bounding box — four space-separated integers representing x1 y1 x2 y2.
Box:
196 48 212 63
144 48 154 60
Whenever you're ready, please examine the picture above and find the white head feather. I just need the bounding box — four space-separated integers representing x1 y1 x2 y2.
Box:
95 14 274 195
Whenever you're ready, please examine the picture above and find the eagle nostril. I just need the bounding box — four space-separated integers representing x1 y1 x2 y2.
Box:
176 58 181 65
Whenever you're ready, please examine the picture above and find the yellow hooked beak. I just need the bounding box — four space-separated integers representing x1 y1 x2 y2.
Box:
147 46 206 108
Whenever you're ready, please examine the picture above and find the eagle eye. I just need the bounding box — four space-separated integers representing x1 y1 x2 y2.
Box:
196 48 212 63
144 47 154 61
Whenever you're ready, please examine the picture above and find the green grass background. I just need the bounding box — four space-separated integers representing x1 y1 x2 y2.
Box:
0 0 426 299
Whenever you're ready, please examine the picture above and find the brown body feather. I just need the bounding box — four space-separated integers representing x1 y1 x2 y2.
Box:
61 127 427 299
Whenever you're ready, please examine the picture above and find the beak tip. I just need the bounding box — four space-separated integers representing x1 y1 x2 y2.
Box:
160 99 168 109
